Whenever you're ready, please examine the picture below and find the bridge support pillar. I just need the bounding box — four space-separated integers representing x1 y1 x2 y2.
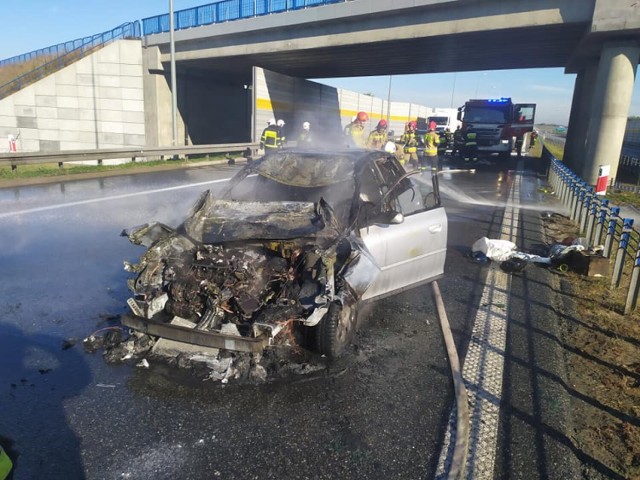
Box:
581 42 640 185
564 63 598 172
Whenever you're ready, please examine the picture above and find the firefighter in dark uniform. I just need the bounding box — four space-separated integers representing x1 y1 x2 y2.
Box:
452 125 463 157
260 118 282 155
462 130 478 163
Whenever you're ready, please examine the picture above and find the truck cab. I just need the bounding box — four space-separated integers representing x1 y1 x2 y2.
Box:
457 98 536 159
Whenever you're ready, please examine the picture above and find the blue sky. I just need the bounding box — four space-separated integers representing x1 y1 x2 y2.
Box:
2 0 639 125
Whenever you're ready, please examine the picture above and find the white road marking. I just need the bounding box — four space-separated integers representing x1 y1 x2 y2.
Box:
0 177 232 219
437 171 522 479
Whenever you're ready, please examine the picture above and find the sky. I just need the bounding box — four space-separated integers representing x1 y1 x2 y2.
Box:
2 0 639 125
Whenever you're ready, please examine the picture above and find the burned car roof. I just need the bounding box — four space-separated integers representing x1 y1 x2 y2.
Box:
177 150 378 244
248 150 365 187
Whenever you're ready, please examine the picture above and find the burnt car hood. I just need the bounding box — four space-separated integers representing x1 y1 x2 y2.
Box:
178 191 342 244
124 195 343 249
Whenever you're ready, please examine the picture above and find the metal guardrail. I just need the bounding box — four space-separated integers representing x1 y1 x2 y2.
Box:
0 22 141 100
0 143 258 170
142 0 346 35
547 149 640 314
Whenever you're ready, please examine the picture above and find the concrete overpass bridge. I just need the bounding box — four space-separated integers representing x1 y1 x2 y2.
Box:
138 0 640 183
1 0 639 184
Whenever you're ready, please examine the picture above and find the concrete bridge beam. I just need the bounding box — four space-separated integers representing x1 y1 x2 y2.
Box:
564 63 597 172
581 42 640 185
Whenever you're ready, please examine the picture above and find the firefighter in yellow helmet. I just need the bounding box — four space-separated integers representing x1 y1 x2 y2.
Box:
344 111 369 147
367 119 388 150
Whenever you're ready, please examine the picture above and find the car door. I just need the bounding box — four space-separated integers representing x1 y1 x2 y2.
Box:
358 157 448 301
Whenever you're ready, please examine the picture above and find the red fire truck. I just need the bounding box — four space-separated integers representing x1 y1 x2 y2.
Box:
456 98 536 159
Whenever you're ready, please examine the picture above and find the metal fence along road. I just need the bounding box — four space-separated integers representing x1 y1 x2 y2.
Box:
546 147 640 314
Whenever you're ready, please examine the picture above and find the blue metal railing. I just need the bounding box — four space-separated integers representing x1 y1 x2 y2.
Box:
0 22 141 69
142 0 345 35
0 22 141 100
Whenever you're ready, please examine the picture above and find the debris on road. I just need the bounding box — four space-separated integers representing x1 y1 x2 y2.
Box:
470 233 609 277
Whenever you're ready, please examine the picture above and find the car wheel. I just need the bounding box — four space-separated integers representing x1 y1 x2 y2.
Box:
315 301 357 358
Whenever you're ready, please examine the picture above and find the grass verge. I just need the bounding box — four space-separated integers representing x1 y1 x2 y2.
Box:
541 211 640 478
0 153 233 183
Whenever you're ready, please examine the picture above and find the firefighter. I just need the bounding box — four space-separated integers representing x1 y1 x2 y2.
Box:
367 119 388 150
276 119 287 146
422 121 440 171
462 130 478 163
452 125 463 157
298 121 313 145
401 120 419 168
344 111 369 147
260 118 282 155
443 127 453 151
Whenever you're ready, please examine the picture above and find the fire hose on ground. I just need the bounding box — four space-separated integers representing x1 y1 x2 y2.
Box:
432 280 470 479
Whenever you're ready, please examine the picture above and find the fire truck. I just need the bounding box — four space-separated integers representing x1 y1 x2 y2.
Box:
456 98 536 158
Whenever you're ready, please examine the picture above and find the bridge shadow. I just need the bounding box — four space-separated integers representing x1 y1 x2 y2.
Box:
494 205 634 479
0 323 91 479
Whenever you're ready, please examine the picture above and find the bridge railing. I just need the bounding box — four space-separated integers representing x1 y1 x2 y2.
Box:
142 0 346 35
0 22 141 100
545 144 640 314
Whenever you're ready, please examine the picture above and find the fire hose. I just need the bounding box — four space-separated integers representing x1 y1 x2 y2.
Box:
432 280 470 479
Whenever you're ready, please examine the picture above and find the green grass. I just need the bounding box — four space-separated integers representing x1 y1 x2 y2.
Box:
0 153 232 181
544 141 565 160
603 190 640 210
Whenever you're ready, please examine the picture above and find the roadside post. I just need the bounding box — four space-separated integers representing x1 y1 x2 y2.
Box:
625 246 640 314
603 207 621 258
611 218 634 288
595 165 610 196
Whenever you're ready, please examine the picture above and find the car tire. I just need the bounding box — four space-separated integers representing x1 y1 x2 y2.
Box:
315 301 357 358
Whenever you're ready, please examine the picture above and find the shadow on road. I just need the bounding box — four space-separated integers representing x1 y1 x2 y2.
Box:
0 324 91 480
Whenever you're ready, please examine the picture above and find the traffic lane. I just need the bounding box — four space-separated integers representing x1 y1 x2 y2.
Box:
0 164 242 215
437 162 516 352
0 197 453 479
0 163 512 479
494 180 583 480
1 169 245 479
75 290 453 480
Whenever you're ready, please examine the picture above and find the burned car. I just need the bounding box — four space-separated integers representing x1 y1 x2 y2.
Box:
122 150 447 358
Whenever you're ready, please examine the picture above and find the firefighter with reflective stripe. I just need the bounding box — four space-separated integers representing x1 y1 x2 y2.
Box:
260 118 281 155
442 127 453 152
452 125 463 156
401 120 419 168
344 111 368 147
367 119 388 150
421 121 440 171
462 130 478 162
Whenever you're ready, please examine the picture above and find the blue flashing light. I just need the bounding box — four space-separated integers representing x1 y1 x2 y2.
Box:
487 97 511 103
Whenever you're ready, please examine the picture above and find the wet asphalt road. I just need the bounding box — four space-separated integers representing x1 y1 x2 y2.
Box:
0 157 557 479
